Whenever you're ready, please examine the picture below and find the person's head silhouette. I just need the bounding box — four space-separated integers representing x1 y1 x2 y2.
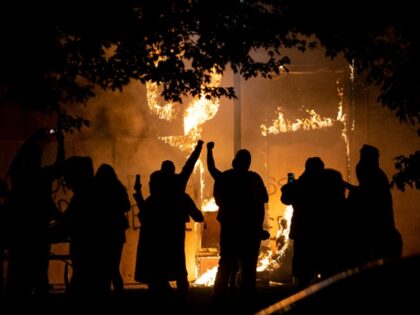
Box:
161 160 176 174
96 163 117 183
232 149 251 171
304 157 325 174
360 144 380 167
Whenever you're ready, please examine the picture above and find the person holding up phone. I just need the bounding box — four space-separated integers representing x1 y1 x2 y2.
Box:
280 157 324 287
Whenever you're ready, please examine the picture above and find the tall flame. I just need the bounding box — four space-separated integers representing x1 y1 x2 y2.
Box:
157 70 222 152
184 97 220 135
336 80 351 182
146 68 222 208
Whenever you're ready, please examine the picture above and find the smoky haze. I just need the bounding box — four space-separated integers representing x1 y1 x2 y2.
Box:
0 47 419 287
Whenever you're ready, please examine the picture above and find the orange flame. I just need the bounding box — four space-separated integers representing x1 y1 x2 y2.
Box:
276 205 293 259
154 70 222 153
146 81 178 121
145 44 183 120
193 266 218 287
201 197 219 212
260 107 334 136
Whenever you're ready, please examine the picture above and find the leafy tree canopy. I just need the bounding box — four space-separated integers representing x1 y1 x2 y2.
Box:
0 1 419 188
0 1 303 110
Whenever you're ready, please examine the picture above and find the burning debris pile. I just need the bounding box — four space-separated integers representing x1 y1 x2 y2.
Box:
193 206 294 287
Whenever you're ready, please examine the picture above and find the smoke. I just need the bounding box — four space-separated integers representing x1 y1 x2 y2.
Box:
62 81 190 182
3 46 417 285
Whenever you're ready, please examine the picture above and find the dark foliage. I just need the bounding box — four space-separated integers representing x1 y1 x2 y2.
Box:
0 1 419 189
392 151 420 191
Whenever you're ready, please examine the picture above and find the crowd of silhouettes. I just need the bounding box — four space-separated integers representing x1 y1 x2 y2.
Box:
133 140 204 299
0 130 403 307
281 145 402 288
60 157 132 301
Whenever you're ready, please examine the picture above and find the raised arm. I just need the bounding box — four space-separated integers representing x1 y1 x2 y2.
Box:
206 141 222 181
178 140 204 189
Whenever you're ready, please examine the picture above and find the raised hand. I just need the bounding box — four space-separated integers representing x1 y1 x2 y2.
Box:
134 174 142 192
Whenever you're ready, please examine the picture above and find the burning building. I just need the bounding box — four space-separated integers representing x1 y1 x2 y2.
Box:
0 47 419 289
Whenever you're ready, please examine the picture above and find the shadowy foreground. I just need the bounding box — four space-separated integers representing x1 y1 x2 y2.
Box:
3 255 419 314
257 255 420 315
0 283 298 314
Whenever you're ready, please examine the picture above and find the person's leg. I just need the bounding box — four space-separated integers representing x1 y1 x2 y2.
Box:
148 278 172 300
214 225 237 298
32 242 51 300
176 275 189 297
228 260 239 296
110 242 124 295
213 262 231 297
239 237 260 299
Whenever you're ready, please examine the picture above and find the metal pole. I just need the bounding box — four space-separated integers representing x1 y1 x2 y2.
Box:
234 72 241 155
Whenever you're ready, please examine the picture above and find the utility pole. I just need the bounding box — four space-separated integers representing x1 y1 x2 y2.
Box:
234 72 241 155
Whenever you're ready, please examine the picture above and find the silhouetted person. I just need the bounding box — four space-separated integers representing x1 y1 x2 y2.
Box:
61 156 108 300
212 147 268 300
347 145 402 262
207 141 241 291
134 140 204 297
158 140 204 294
134 171 172 296
133 172 203 298
95 163 131 296
315 168 350 278
281 157 325 286
6 128 64 301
